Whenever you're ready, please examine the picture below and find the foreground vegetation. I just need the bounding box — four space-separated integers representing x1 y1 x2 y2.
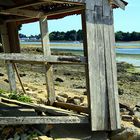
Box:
0 89 32 103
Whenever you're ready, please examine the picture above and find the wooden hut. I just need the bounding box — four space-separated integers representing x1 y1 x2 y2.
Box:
0 0 127 138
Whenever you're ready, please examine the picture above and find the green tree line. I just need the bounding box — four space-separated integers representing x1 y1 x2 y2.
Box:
1 30 140 42
115 31 140 41
19 29 83 41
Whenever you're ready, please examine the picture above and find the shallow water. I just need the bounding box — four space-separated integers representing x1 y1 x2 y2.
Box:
21 41 140 67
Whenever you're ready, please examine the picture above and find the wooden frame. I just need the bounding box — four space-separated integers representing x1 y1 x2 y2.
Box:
0 0 127 138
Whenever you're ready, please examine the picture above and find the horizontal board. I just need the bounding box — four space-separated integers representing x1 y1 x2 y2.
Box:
0 53 86 64
0 116 89 125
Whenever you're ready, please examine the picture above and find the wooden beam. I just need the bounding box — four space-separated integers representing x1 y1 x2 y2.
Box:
40 17 55 105
5 17 34 23
112 0 126 10
83 0 120 131
81 10 90 114
0 9 45 18
2 5 84 19
0 24 16 92
0 53 86 64
6 0 83 11
0 116 89 125
6 1 48 10
38 0 83 5
44 5 84 17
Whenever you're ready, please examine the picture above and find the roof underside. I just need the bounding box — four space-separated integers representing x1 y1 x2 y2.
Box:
0 0 128 24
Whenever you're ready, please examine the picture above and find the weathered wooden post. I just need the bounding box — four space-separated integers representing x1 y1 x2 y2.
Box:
40 17 56 105
0 22 20 92
82 0 120 134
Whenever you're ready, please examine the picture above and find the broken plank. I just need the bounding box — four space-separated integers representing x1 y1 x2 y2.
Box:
1 97 84 116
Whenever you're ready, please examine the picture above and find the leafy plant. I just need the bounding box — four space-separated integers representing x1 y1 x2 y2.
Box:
8 92 32 103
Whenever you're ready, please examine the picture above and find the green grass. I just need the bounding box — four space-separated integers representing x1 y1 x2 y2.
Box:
0 88 32 103
8 92 32 103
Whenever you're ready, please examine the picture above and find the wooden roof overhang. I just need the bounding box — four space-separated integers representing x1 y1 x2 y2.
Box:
0 0 128 25
0 0 85 25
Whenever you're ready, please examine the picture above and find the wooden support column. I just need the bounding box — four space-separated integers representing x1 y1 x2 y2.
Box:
0 23 17 92
40 17 55 105
7 22 20 53
82 0 120 131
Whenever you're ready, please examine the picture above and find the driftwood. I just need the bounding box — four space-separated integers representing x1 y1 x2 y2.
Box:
53 102 89 114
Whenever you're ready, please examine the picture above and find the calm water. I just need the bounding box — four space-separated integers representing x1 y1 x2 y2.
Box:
21 41 140 67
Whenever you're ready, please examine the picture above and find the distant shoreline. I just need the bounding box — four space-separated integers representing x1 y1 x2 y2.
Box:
20 41 140 49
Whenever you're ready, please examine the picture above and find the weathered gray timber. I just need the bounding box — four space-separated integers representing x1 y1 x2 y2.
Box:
82 0 120 131
0 23 17 92
0 116 89 125
40 17 55 105
0 53 86 64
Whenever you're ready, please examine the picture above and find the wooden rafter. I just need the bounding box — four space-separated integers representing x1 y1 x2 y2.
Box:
2 5 84 20
5 0 82 11
5 1 47 10
39 0 83 5
0 9 45 18
44 5 84 18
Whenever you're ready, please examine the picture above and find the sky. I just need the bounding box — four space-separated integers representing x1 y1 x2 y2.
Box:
20 0 140 36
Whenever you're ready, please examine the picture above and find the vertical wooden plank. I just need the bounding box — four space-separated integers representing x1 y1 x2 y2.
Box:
40 17 51 56
84 6 109 130
83 0 120 131
0 23 17 92
40 17 55 105
103 0 120 130
81 11 90 110
6 62 17 91
108 10 120 130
